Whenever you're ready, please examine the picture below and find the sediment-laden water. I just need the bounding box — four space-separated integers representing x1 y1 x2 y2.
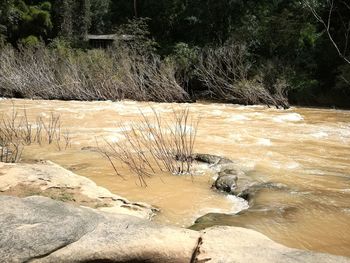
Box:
1 98 349 257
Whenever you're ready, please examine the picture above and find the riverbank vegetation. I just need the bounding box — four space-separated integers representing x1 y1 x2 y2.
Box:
0 1 349 108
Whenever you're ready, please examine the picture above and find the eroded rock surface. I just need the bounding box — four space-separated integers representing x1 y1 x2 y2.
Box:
0 195 349 263
0 161 157 219
0 195 198 263
197 156 289 203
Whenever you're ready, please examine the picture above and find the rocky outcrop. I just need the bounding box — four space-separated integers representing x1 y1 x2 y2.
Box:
1 195 349 263
194 154 258 199
211 167 259 200
198 157 288 203
192 204 299 231
194 153 234 165
0 161 157 219
212 169 238 193
213 168 288 202
197 226 347 263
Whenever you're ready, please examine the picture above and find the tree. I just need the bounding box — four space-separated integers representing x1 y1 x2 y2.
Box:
304 0 350 65
54 0 91 43
134 0 138 17
0 0 13 42
74 0 91 41
1 0 53 44
90 0 111 34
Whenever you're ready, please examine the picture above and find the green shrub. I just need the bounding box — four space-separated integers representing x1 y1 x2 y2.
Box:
19 35 40 47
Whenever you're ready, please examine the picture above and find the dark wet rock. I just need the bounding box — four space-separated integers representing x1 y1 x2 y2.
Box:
192 204 299 231
212 168 258 200
212 169 239 193
80 146 100 153
213 174 238 193
235 182 289 202
211 165 289 204
194 153 233 165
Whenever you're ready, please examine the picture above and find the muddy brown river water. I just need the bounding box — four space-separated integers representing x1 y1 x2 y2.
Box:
1 98 350 257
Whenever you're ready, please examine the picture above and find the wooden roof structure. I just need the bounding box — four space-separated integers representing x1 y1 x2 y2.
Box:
86 34 134 41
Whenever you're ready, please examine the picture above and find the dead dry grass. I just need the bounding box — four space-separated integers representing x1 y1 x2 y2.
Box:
98 107 200 186
0 105 71 163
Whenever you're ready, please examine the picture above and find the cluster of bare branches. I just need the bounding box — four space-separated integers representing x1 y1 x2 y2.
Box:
118 52 190 102
195 44 290 109
0 45 189 102
0 106 71 163
98 108 199 186
304 0 350 65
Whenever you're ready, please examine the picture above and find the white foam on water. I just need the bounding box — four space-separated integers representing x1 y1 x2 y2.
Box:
227 115 250 122
236 160 257 171
75 113 86 119
249 112 264 117
195 195 249 224
286 161 300 169
271 160 300 170
272 113 304 123
271 161 282 169
105 134 124 143
236 105 265 109
339 127 350 137
310 131 328 139
257 138 272 146
228 133 243 142
101 126 132 133
211 110 224 116
342 208 350 214
226 195 249 212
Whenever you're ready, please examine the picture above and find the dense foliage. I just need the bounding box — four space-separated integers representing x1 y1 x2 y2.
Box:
1 0 350 107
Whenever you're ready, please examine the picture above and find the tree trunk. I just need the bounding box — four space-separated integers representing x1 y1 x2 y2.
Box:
134 0 138 18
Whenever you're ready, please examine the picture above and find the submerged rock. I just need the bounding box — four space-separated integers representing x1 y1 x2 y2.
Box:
194 153 234 165
80 146 100 153
236 182 289 202
0 195 348 263
209 161 288 203
212 168 258 201
192 204 299 231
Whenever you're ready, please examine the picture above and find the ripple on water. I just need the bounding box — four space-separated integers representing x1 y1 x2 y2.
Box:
195 195 249 223
257 138 272 146
310 131 329 139
226 115 250 122
272 113 304 123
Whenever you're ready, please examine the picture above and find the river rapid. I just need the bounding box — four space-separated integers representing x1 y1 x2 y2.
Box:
1 98 350 257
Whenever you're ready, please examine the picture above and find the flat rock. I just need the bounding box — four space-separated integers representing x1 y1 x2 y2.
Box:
0 196 349 263
197 226 349 263
0 161 157 219
0 195 198 263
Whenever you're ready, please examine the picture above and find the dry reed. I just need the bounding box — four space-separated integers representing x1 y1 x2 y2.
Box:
0 106 71 163
98 108 199 186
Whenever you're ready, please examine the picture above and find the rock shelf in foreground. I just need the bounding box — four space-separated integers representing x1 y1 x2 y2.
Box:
0 195 349 263
0 161 157 219
0 161 349 262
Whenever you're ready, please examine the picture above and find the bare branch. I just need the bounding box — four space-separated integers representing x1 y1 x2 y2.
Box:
97 107 200 185
304 0 350 64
